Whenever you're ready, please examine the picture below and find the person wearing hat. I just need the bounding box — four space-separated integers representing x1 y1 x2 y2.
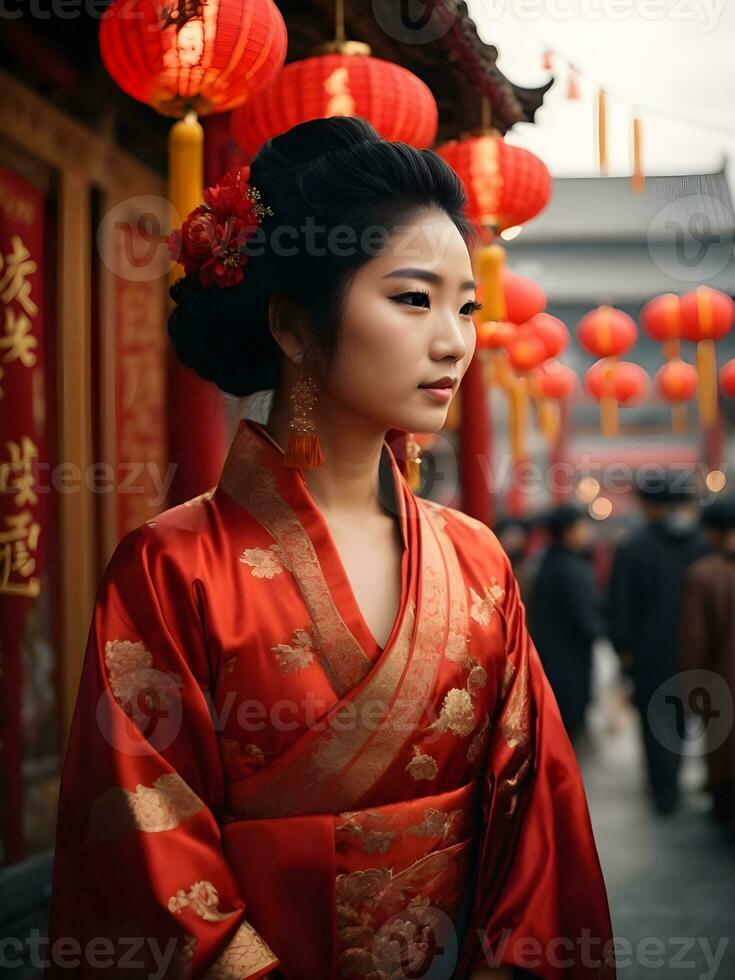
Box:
609 472 710 815
527 504 607 741
679 495 735 837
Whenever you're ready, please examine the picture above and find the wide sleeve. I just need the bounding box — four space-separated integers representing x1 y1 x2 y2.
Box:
44 524 280 980
455 553 616 980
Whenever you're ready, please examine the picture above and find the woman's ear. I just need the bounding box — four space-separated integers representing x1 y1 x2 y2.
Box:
268 294 313 365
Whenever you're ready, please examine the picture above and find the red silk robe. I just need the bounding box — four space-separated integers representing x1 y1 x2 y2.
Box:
45 418 616 980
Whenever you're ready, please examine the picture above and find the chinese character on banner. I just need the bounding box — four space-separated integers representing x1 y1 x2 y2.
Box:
0 165 50 863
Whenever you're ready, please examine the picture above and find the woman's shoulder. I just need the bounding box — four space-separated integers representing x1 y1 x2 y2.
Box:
416 498 511 575
105 487 223 584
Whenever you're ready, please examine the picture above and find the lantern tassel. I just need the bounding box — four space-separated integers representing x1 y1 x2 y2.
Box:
169 110 204 285
509 376 529 462
600 359 619 437
597 88 608 176
631 110 644 193
696 338 718 428
671 402 688 434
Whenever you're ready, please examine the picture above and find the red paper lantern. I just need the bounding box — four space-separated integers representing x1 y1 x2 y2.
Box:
534 360 577 400
476 319 516 350
100 0 287 117
437 131 551 234
521 312 568 359
678 286 734 427
679 286 735 341
507 333 549 373
502 269 547 325
585 360 648 404
230 52 438 158
655 359 697 402
641 293 682 342
720 358 735 398
577 305 638 358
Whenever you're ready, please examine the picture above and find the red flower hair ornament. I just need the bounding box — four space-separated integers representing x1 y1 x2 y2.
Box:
167 166 274 289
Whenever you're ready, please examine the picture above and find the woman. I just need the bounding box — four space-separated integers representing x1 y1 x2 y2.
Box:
45 117 615 980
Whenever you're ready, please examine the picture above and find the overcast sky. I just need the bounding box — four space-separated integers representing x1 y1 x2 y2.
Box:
467 0 735 192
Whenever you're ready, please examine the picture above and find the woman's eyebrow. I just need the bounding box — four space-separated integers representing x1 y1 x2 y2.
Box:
382 267 477 291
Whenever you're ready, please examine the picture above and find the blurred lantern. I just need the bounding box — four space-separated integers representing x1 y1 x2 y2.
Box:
641 293 682 357
476 319 516 352
578 306 639 437
720 358 735 398
679 286 735 428
534 360 577 400
100 0 287 280
502 269 547 325
654 358 697 434
531 359 577 445
231 0 437 157
507 332 548 373
577 305 638 358
437 98 551 239
585 359 648 436
521 312 568 359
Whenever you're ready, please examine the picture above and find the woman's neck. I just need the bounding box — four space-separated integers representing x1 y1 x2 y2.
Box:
265 386 389 519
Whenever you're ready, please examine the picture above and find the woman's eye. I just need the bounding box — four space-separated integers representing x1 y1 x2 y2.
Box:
461 301 483 317
391 293 484 317
391 290 432 309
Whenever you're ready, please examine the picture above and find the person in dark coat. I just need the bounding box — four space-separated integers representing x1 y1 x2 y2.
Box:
609 475 710 815
679 495 735 837
527 504 607 742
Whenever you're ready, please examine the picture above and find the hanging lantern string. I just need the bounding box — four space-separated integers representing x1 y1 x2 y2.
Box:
537 35 735 141
335 0 345 44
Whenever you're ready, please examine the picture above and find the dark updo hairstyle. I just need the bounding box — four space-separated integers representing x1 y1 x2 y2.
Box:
168 116 477 397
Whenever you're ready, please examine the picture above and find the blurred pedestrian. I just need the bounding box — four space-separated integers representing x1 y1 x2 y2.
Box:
609 474 709 815
679 495 735 837
527 504 607 741
494 517 533 599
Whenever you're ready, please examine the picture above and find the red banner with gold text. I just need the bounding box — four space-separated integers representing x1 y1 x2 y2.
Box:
0 166 48 862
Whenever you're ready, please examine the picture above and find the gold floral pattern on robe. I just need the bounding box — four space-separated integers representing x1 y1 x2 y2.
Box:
431 687 476 737
444 625 471 663
335 841 471 980
405 745 439 781
469 579 506 626
239 544 285 579
335 813 397 855
168 880 239 922
104 639 185 716
219 738 267 781
86 772 205 844
502 649 530 749
406 806 463 844
170 920 280 980
202 918 280 980
270 627 317 673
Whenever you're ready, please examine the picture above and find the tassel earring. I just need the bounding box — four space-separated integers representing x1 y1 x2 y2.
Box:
405 433 422 491
283 364 325 469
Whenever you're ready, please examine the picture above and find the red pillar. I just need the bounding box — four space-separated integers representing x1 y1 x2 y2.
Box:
460 356 493 526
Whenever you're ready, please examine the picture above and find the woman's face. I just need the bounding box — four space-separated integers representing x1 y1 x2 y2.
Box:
322 208 478 434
